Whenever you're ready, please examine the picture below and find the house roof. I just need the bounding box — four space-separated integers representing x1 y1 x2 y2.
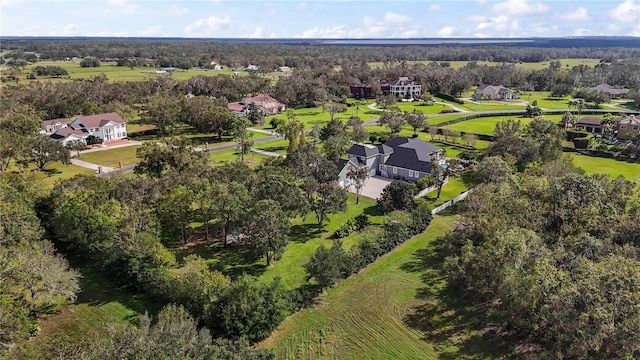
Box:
74 113 125 128
386 77 418 87
383 137 442 173
50 127 88 140
337 159 357 174
347 143 379 157
377 144 394 154
576 117 602 126
350 82 373 88
42 118 72 126
227 102 245 112
476 84 513 93
618 115 640 126
595 84 628 95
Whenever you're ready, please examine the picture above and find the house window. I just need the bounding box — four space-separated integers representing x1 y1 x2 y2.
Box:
408 170 414 177
621 125 627 129
393 167 397 174
379 164 383 171
633 126 639 131
94 128 99 132
414 171 419 178
358 156 365 164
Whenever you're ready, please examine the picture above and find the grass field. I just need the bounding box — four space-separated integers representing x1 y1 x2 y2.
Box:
209 147 272 166
5 161 96 187
77 146 141 167
258 101 381 131
3 60 283 85
261 213 510 359
570 153 640 180
368 58 604 70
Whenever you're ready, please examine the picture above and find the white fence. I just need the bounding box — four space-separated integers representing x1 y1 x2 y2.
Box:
430 187 477 215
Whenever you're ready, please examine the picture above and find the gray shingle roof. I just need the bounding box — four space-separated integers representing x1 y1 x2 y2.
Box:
383 137 442 173
347 143 379 157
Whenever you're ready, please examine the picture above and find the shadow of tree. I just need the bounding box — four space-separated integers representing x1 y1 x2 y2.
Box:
400 236 516 359
289 223 322 243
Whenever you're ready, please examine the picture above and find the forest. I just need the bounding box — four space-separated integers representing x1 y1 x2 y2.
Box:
1 39 640 359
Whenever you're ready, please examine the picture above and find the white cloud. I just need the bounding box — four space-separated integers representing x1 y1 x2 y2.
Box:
467 14 488 22
243 27 264 38
572 28 591 36
559 7 591 22
383 12 410 23
185 15 231 36
477 15 509 31
609 0 640 23
296 12 415 38
402 29 419 37
437 26 456 37
429 4 443 12
123 4 138 14
108 0 138 15
490 0 549 16
168 4 189 16
0 0 22 6
296 25 347 38
61 24 78 35
114 31 129 37
139 25 162 36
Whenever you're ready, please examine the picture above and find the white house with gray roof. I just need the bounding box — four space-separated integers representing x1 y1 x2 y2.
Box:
339 137 443 186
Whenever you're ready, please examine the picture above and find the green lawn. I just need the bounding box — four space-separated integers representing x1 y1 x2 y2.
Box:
420 177 470 208
6 60 282 85
5 161 96 187
261 100 381 131
368 58 603 71
441 115 554 136
175 194 383 290
77 146 141 168
261 214 511 359
209 147 272 166
570 153 640 180
24 267 155 355
253 138 290 154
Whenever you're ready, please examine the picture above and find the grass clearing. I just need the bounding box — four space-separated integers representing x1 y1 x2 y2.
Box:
209 147 271 166
26 267 155 355
367 58 603 71
264 100 381 131
570 153 640 180
77 146 141 168
261 213 510 359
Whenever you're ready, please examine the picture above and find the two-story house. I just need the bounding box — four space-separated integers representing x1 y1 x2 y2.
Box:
339 137 443 186
615 115 640 140
47 112 127 145
381 77 422 99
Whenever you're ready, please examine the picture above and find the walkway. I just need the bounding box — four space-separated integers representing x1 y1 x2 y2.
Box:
250 147 284 158
71 159 117 173
248 127 279 135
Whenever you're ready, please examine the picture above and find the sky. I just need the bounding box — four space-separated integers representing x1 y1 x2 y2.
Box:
1 0 640 38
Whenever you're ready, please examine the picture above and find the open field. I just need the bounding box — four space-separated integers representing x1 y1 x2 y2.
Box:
261 213 510 359
258 100 381 131
209 147 272 166
368 58 604 70
77 145 141 168
5 161 96 186
570 153 640 180
441 114 567 136
3 60 283 84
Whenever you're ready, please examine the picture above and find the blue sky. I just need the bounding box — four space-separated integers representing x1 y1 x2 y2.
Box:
1 0 639 38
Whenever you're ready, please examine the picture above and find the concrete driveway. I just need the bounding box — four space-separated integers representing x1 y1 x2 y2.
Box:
349 176 393 200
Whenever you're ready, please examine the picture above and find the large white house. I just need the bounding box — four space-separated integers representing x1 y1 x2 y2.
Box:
46 112 127 145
